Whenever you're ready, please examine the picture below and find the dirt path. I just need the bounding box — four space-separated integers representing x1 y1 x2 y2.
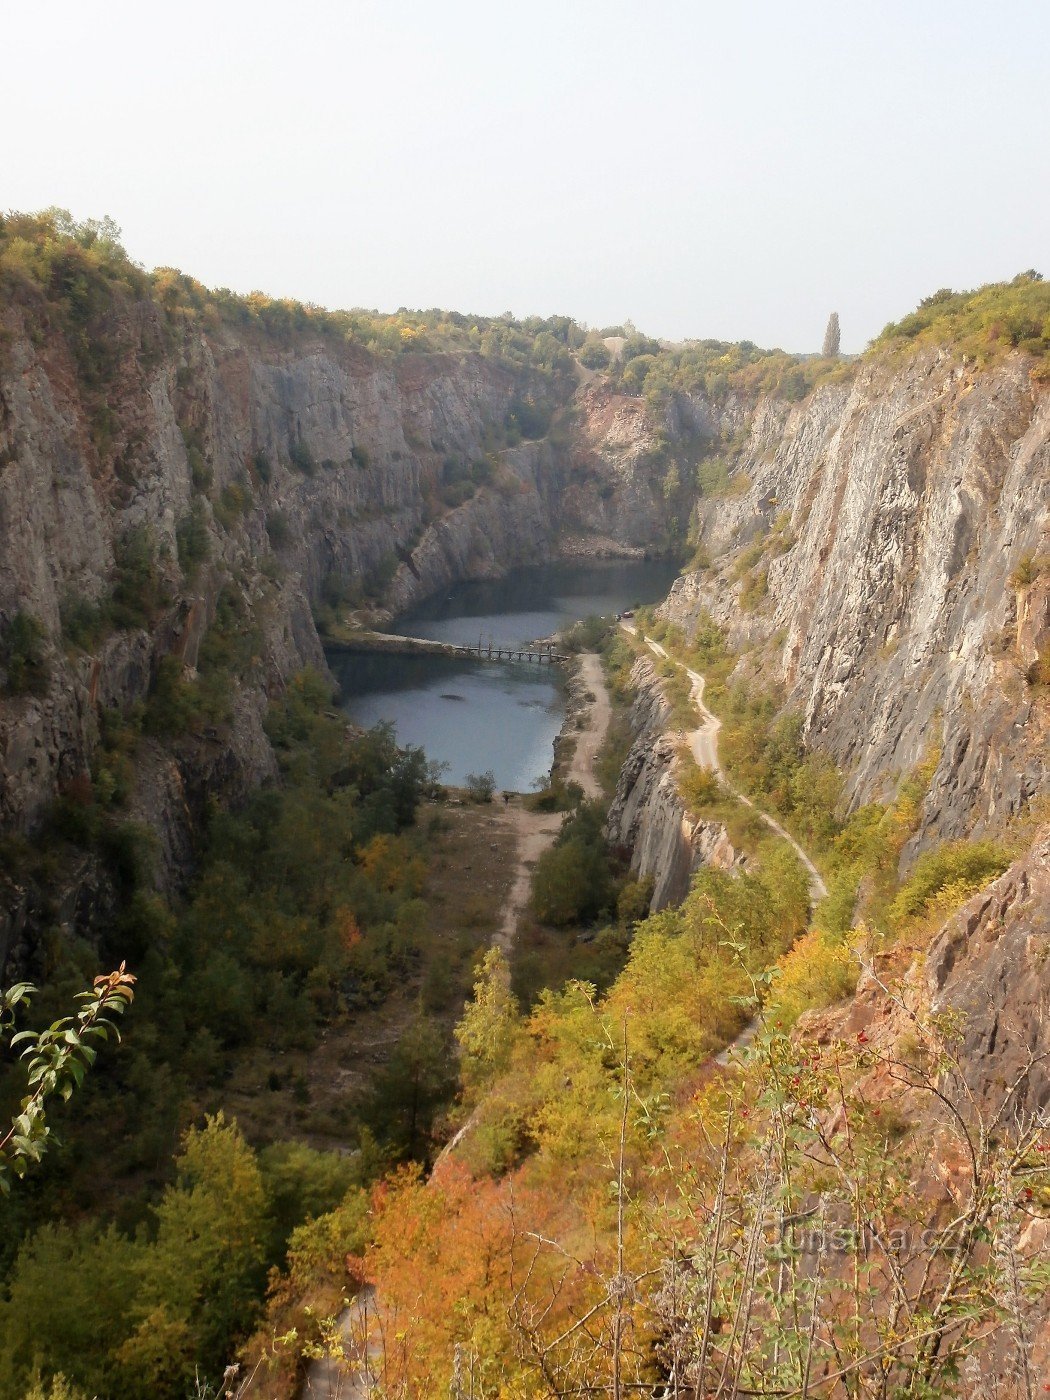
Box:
493 805 563 955
492 650 612 953
628 628 827 905
622 625 827 1070
298 1287 378 1399
568 652 611 800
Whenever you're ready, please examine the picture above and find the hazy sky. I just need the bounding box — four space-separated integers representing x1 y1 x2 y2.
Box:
7 0 1048 352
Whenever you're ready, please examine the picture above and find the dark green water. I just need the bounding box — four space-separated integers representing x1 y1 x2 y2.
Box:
328 560 678 791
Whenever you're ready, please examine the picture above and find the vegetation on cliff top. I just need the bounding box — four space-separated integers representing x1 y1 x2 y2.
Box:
875 270 1050 375
0 209 581 384
4 211 1045 434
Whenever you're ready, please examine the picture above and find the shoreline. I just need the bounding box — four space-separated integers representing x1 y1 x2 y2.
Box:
492 650 612 954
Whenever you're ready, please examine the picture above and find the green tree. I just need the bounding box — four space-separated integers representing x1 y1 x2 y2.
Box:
0 1220 139 1397
454 948 520 1092
530 802 616 926
1 613 49 696
123 1113 269 1388
822 310 841 356
465 769 496 803
361 1014 456 1160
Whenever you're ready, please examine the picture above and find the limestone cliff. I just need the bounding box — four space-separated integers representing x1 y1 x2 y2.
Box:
2 243 1047 973
0 305 571 841
654 351 1049 847
0 271 689 969
797 825 1050 1384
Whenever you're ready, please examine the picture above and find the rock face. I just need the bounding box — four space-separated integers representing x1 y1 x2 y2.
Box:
605 657 740 909
0 287 677 972
797 826 1050 1390
659 351 1049 847
926 823 1050 1117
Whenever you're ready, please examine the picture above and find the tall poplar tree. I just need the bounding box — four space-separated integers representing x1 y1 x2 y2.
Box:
822 311 841 356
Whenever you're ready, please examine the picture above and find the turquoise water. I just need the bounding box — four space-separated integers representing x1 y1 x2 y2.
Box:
329 560 678 791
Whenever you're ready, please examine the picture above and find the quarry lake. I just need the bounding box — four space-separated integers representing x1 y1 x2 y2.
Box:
328 559 679 790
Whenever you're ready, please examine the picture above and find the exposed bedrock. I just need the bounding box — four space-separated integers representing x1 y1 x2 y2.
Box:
659 352 1049 847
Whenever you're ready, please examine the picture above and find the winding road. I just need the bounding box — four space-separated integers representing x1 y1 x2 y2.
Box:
625 627 827 906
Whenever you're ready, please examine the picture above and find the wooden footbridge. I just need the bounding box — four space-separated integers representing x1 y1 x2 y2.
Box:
326 630 569 666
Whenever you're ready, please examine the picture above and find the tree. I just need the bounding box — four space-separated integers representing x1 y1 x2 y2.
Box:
465 770 495 803
454 948 520 1093
0 1220 139 1396
362 1014 457 1160
822 310 841 357
123 1113 270 1390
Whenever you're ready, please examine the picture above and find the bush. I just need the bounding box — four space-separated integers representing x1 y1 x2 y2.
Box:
507 395 553 440
266 510 292 551
465 770 496 803
213 481 253 529
288 439 316 475
109 528 169 630
60 593 109 651
143 655 230 736
766 928 858 1027
888 839 1012 926
677 756 723 811
875 271 1050 373
579 341 611 369
1 611 49 695
562 615 612 652
440 478 475 509
175 501 209 579
530 802 616 926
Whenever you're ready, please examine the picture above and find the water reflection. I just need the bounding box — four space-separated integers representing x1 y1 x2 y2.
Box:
329 559 678 791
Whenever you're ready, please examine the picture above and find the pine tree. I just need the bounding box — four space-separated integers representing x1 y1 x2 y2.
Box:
822 311 841 357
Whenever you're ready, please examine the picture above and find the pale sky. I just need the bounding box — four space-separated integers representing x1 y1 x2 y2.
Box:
7 0 1048 352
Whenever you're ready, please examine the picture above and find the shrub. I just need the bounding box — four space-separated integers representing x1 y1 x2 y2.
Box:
266 510 292 551
888 839 1012 927
175 501 209 579
213 480 253 530
562 615 612 652
143 655 230 736
440 478 475 508
738 566 769 612
1 611 49 695
530 801 616 926
60 592 109 650
465 770 496 803
288 439 316 475
677 756 723 811
109 528 169 630
579 341 611 369
1010 552 1046 588
766 927 858 1027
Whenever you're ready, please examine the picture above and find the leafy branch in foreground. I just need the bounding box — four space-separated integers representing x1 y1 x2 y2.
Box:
0 963 136 1190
